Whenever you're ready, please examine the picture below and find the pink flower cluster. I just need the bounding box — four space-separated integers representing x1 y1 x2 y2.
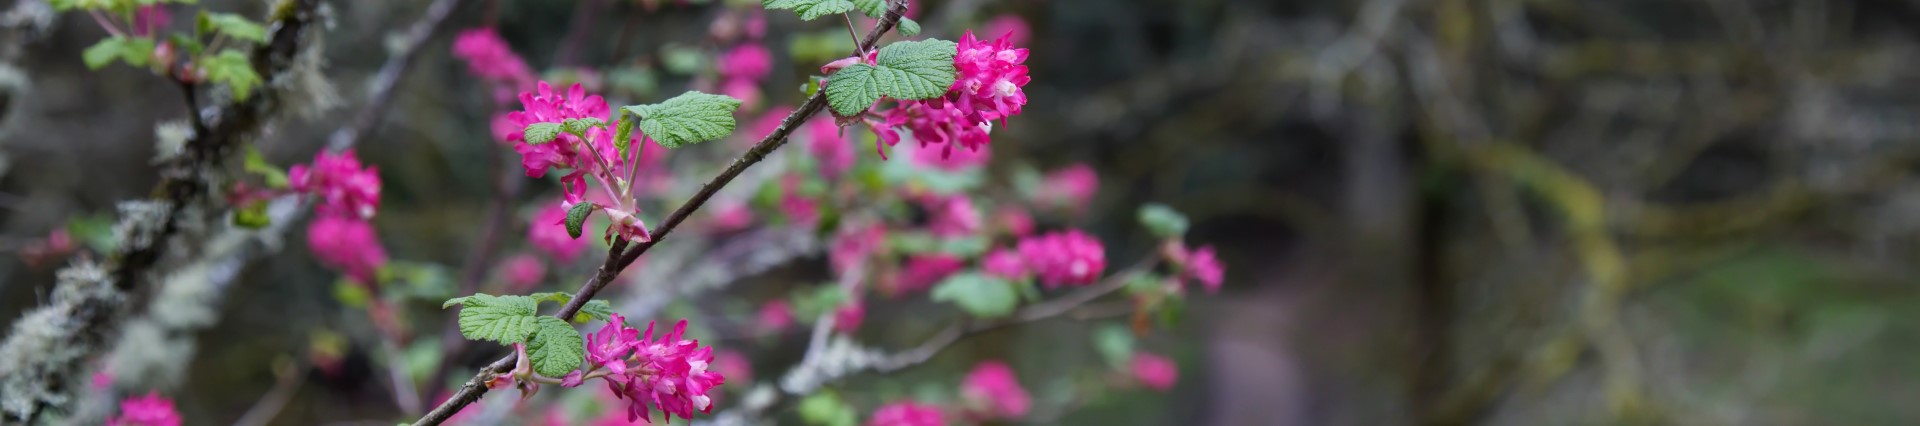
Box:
806 117 855 177
307 215 389 283
1173 244 1225 293
868 400 945 426
923 195 981 238
108 393 181 426
993 230 1104 287
505 82 658 243
1033 164 1098 212
961 361 1030 419
529 203 591 263
585 316 727 423
453 28 535 88
871 31 1030 159
290 150 382 220
1129 352 1178 391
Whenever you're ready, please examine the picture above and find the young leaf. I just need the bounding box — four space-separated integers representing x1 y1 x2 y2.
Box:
203 49 261 101
232 200 271 228
523 122 563 145
565 201 596 239
930 272 1019 318
447 294 542 344
201 12 268 43
1093 324 1136 367
897 18 921 37
526 316 586 377
1137 203 1189 238
621 91 742 149
576 300 614 324
613 112 638 158
850 0 885 18
83 37 128 70
244 146 290 189
762 0 855 20
563 117 605 135
823 39 958 115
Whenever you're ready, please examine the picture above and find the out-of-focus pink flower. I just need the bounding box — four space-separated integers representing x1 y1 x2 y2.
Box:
714 350 753 385
875 100 991 157
833 300 864 334
1182 245 1224 293
779 176 821 225
530 203 590 263
745 12 767 39
905 136 991 171
1015 230 1105 288
961 361 1030 419
830 225 887 277
490 112 520 144
452 28 534 85
1034 164 1097 212
981 249 1026 280
1129 352 1178 391
867 400 944 426
717 44 773 82
597 319 727 422
994 206 1033 236
290 150 382 220
132 5 169 37
20 228 76 268
980 15 1032 46
499 253 546 292
306 215 388 283
806 118 854 177
108 393 181 426
91 369 114 390
757 300 794 332
895 255 964 294
924 196 981 238
707 202 755 233
722 77 763 111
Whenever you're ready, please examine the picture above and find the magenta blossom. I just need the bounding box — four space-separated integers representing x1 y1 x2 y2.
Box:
867 400 945 426
306 215 388 283
830 225 887 277
717 44 773 82
807 117 855 177
1034 164 1098 212
961 361 1030 419
530 204 590 263
1129 352 1178 391
981 15 1032 46
993 206 1034 236
452 28 534 86
907 138 990 170
1016 230 1105 288
1182 245 1225 293
714 350 753 385
132 5 169 38
895 255 964 294
593 319 726 423
505 81 624 179
873 99 991 157
500 253 546 292
833 300 865 334
981 249 1026 280
924 195 982 238
757 300 795 332
108 393 181 426
706 202 755 233
953 31 1031 122
290 150 382 220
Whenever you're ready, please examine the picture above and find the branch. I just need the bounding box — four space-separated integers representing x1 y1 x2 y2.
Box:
407 3 912 424
325 0 465 152
231 359 307 426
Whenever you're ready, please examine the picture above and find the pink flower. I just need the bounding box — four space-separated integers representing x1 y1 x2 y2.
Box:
714 350 753 385
924 195 981 238
108 393 181 426
491 112 521 144
779 176 821 225
830 225 887 278
873 99 991 157
452 28 533 85
1129 352 1178 391
981 249 1026 280
500 253 546 292
706 202 755 233
306 216 388 283
505 81 625 178
598 319 727 423
833 300 864 334
993 206 1033 236
981 15 1032 46
721 77 763 111
530 204 590 263
717 44 773 82
867 400 944 426
132 5 170 38
91 369 114 390
1182 245 1224 293
953 31 1031 122
586 314 642 375
1034 164 1097 212
895 255 964 294
1015 230 1105 287
807 118 855 177
961 361 1030 419
757 300 794 332
290 150 382 220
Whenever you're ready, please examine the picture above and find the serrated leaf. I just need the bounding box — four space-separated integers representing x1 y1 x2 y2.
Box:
614 114 638 158
930 272 1019 318
763 0 855 20
1093 324 1136 367
529 292 572 304
897 18 921 36
202 12 267 43
1137 203 1189 238
850 0 885 17
203 49 261 101
565 202 596 239
622 91 742 149
526 317 585 377
576 300 614 324
563 117 605 134
523 122 563 145
449 294 542 344
823 39 958 115
83 37 127 70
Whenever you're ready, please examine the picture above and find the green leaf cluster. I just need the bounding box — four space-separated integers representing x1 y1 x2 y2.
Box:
930 272 1019 318
444 292 618 378
824 39 958 116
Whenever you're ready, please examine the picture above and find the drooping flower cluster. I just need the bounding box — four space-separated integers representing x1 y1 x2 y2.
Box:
923 195 981 238
584 315 727 423
960 361 1030 419
108 393 181 426
717 43 773 109
453 28 535 89
1175 244 1225 293
1032 164 1098 213
868 400 946 426
870 31 1030 159
307 215 389 283
1129 352 1178 391
505 81 658 243
1012 230 1107 287
290 150 382 220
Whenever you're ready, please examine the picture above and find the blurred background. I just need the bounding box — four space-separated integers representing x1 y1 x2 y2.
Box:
6 0 1920 424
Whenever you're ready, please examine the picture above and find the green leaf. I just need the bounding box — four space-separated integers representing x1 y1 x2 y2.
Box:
120 38 156 67
526 316 585 377
201 12 268 43
243 146 289 189
622 91 743 149
823 39 958 115
83 37 128 69
334 279 370 308
897 18 921 37
232 200 270 229
850 0 885 17
447 294 542 344
1137 203 1190 238
523 122 563 145
565 201 596 239
762 0 855 20
1093 324 1136 367
404 340 443 382
797 392 858 426
576 300 614 324
528 292 573 304
203 49 261 101
614 111 638 158
930 272 1019 318
563 117 605 135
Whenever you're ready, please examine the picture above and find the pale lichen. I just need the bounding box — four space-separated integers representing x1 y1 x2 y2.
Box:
0 260 121 421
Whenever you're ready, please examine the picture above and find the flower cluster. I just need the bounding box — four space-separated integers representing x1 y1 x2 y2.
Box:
870 31 1030 159
307 215 389 283
290 150 382 220
453 28 535 90
584 316 727 423
717 43 772 109
868 400 945 426
960 361 1030 419
1033 164 1098 213
1174 244 1225 293
529 203 591 263
1129 352 1178 391
506 81 658 243
1009 230 1107 287
108 393 181 426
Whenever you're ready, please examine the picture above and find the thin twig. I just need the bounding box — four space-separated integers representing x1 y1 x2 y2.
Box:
407 3 911 424
231 359 307 426
325 0 465 152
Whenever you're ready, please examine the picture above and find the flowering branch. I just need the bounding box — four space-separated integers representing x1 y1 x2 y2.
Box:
408 2 912 425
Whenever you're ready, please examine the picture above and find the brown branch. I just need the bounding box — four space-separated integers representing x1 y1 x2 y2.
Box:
407 3 911 424
326 0 465 152
231 359 307 426
873 257 1153 372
